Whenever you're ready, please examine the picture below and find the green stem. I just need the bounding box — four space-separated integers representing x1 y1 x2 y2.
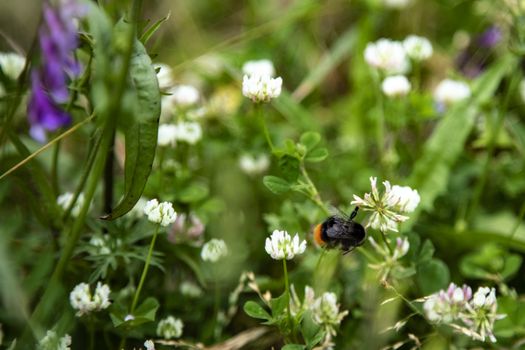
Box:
130 224 160 313
282 258 294 342
258 106 275 152
51 141 60 196
380 230 393 255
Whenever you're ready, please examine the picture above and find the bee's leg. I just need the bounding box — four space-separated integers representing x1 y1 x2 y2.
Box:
350 206 359 220
342 246 356 255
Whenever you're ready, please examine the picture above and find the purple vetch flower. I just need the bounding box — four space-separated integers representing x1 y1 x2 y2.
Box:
27 0 86 142
28 72 71 142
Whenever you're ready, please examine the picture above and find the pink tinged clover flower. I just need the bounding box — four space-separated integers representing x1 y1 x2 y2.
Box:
351 177 414 233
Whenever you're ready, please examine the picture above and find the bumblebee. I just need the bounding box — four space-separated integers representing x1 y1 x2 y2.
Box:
313 207 366 254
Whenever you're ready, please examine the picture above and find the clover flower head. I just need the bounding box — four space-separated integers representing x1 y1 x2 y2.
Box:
201 238 228 262
434 79 471 106
311 292 349 337
0 52 26 80
69 282 111 317
423 283 472 323
242 59 275 78
403 35 433 61
38 330 71 350
351 177 411 233
144 340 155 350
239 154 270 175
388 185 420 213
364 39 409 74
460 287 505 343
381 75 411 97
265 230 307 260
143 199 177 226
290 284 316 316
242 74 282 103
57 192 86 217
157 316 184 339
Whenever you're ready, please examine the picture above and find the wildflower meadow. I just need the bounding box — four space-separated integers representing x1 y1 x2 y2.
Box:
1 0 525 349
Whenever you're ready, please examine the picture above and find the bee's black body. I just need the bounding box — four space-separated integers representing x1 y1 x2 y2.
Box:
316 207 366 254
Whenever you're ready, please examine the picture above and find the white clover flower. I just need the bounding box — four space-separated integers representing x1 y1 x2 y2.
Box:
239 154 270 175
69 282 111 317
175 121 202 144
388 185 420 213
0 52 26 80
242 74 282 103
242 59 275 78
265 230 307 260
403 35 433 61
144 340 155 350
167 84 200 107
157 316 184 339
364 39 409 75
157 124 178 147
383 0 412 9
57 192 86 217
459 287 505 342
143 199 177 227
351 177 411 233
434 79 471 106
154 63 175 90
423 283 472 324
381 75 411 97
201 238 228 262
38 330 71 350
311 292 349 337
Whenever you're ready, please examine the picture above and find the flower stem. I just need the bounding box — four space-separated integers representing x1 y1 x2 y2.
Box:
258 105 275 152
282 258 294 342
130 224 160 313
380 230 393 255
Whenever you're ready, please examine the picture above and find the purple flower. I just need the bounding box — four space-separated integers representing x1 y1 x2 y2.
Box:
27 0 86 142
477 26 502 48
28 72 71 142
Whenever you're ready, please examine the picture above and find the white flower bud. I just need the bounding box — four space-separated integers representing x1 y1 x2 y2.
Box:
242 75 282 103
157 316 184 339
434 79 471 106
201 238 228 262
403 35 433 61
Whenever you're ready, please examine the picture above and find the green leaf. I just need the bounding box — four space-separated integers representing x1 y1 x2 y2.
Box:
279 155 300 182
282 345 306 350
407 55 517 229
270 292 289 318
305 147 328 163
139 12 171 44
110 297 159 328
302 310 324 349
243 301 272 320
300 131 321 151
263 176 291 194
416 259 450 295
102 38 161 220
